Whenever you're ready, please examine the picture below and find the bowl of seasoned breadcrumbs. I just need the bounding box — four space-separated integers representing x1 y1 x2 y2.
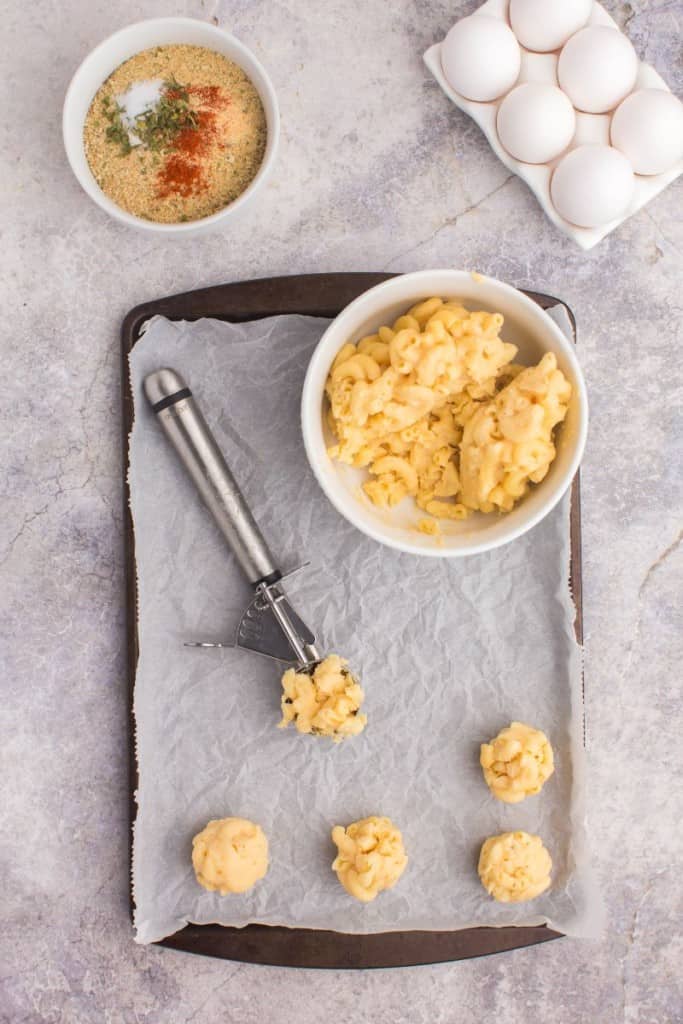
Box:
63 18 279 234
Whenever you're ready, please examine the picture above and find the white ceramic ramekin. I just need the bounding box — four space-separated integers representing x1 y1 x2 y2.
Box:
62 18 279 235
301 270 588 557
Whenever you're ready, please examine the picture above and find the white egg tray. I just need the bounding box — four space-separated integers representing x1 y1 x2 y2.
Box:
424 0 682 250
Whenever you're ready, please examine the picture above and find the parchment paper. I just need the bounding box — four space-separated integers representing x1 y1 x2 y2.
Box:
129 311 603 944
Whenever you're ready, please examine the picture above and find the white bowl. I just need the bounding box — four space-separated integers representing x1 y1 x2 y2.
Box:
62 18 279 235
301 270 588 557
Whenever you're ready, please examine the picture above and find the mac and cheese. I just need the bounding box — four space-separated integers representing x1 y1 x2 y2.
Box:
331 816 407 902
478 830 552 903
192 817 269 895
325 298 571 522
480 721 554 803
279 654 367 740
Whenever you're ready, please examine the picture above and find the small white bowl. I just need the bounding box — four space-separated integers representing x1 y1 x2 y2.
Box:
301 270 588 558
63 18 279 235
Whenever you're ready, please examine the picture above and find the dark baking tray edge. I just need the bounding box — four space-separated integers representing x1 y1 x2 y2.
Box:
121 272 582 968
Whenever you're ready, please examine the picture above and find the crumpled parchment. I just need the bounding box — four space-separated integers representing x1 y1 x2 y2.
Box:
129 310 603 944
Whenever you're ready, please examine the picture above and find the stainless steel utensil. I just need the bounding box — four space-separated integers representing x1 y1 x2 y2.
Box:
144 367 320 670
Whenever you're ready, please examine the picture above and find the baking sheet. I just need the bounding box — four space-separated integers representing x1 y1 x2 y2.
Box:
129 311 602 944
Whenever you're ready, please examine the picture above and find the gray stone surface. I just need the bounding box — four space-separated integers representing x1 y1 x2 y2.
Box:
1 0 681 1021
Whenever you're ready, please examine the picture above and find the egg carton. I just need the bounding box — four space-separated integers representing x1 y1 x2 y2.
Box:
424 0 683 250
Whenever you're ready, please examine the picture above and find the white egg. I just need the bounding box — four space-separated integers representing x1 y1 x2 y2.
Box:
558 27 639 114
611 88 683 175
509 0 592 53
497 83 576 163
551 145 635 227
441 15 521 102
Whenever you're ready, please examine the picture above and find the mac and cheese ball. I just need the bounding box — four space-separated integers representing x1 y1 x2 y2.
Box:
331 816 407 902
192 817 269 895
478 831 552 903
459 352 571 513
480 721 554 803
279 654 367 740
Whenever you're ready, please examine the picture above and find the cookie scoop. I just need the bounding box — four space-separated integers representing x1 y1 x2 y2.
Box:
144 369 363 733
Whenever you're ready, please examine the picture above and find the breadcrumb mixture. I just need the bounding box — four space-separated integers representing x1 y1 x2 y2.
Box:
84 45 267 223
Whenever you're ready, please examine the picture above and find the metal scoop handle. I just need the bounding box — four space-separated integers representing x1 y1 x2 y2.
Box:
143 368 279 586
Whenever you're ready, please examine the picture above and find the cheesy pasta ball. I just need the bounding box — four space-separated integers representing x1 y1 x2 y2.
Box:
331 816 407 902
192 817 268 895
480 721 554 803
279 654 366 740
478 831 552 903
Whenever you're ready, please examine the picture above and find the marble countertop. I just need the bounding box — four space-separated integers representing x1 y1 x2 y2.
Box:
2 0 681 1021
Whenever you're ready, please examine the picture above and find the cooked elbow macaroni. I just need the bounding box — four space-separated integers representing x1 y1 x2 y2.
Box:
279 654 367 740
417 517 441 537
459 353 572 513
325 298 571 520
480 721 554 803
